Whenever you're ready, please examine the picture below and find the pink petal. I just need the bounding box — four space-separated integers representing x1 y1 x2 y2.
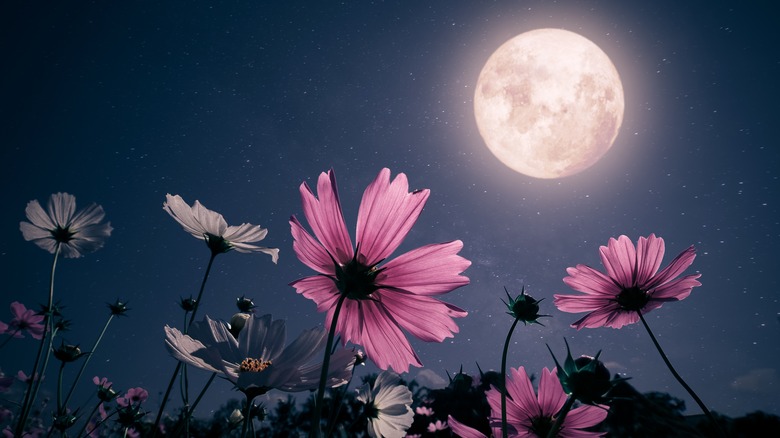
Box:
650 273 701 301
643 246 697 291
634 234 664 286
290 216 336 275
376 291 465 342
570 304 634 330
537 368 566 417
347 299 421 372
554 295 615 313
355 169 430 265
486 386 530 429
447 416 487 438
599 235 636 288
563 404 609 432
299 171 353 263
562 265 621 296
506 367 541 418
289 276 340 313
378 241 470 295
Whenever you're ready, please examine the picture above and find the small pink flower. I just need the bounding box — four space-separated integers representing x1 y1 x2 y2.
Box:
92 376 112 388
427 419 448 432
125 427 140 438
290 169 471 372
17 370 41 383
555 234 701 329
116 387 148 407
415 406 434 416
6 302 45 340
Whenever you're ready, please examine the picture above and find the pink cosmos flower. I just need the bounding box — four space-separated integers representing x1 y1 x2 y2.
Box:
427 419 448 432
554 234 702 329
415 406 434 416
449 367 608 437
116 387 148 407
289 168 471 372
20 192 112 258
5 302 45 340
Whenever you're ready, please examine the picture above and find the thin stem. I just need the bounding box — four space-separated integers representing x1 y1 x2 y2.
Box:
545 395 576 438
169 373 217 437
57 361 67 414
63 314 115 409
324 363 359 437
152 252 218 437
16 244 61 435
186 252 217 332
75 400 102 438
0 329 21 349
638 312 726 437
241 395 254 438
501 318 520 438
310 294 347 438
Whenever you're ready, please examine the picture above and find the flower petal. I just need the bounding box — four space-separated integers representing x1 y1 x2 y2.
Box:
634 234 664 286
447 416 488 438
290 216 337 275
356 169 430 265
22 199 56 230
599 235 636 288
299 170 354 262
163 194 206 237
537 367 566 418
377 291 465 342
377 241 470 296
563 265 621 296
47 193 76 227
350 299 421 372
650 273 701 301
643 245 697 291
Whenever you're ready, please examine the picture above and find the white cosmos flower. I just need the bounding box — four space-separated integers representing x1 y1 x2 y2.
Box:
163 194 279 262
19 192 112 258
164 314 355 399
357 370 414 438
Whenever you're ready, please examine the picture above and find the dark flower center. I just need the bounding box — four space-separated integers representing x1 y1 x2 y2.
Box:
50 226 74 243
239 358 272 373
205 233 233 254
616 286 649 311
364 402 379 419
530 415 553 437
335 256 381 300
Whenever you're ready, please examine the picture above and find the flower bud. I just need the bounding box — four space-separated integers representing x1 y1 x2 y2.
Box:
502 286 548 325
107 299 130 316
236 296 256 313
53 343 85 363
179 297 197 312
229 313 251 338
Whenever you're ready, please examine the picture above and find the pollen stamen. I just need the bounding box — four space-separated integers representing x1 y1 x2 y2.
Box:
239 358 272 373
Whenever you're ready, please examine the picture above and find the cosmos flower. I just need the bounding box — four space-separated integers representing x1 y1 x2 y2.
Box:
356 370 414 438
163 194 279 262
289 168 471 372
4 302 45 340
448 367 608 438
19 192 112 258
427 419 448 432
164 313 355 399
116 387 149 407
554 234 702 329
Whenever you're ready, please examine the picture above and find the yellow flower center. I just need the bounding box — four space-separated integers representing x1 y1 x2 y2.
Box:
239 358 272 373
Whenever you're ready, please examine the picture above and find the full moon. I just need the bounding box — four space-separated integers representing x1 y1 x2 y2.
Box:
474 28 624 179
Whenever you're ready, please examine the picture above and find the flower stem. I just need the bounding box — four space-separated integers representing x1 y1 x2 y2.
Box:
16 245 61 436
638 311 725 438
169 373 217 437
310 293 347 438
546 395 575 438
57 361 67 414
241 395 254 438
501 318 520 438
76 400 102 438
63 314 115 409
152 253 217 437
0 329 21 349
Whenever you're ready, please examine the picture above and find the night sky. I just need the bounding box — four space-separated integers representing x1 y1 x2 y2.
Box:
1 0 778 422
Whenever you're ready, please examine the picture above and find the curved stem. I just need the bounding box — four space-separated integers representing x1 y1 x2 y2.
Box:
186 252 217 332
152 253 217 437
501 318 520 438
0 329 21 349
63 314 114 409
638 312 725 437
16 244 61 435
310 294 347 438
545 395 575 438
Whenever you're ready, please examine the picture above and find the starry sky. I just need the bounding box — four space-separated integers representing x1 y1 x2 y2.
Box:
1 0 778 421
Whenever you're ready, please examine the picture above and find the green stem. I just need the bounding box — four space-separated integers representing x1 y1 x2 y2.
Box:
16 244 61 436
57 361 67 414
501 318 520 438
169 373 217 437
241 395 254 438
75 400 102 438
63 314 114 409
0 329 21 349
638 312 725 438
310 294 347 438
545 395 575 438
152 252 217 438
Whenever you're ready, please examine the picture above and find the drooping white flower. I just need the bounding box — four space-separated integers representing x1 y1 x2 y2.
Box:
20 192 112 258
163 193 279 262
356 370 414 438
164 314 354 399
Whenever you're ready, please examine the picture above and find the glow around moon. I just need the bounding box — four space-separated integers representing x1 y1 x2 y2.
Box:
474 28 624 179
